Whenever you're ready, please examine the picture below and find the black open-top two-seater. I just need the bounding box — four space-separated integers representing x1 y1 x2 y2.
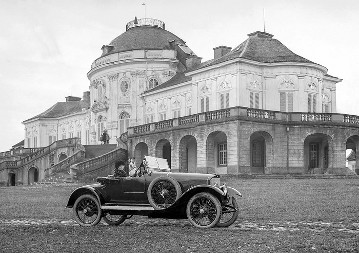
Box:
67 167 241 228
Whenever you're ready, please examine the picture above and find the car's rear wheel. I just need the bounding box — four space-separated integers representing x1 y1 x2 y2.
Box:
102 213 127 226
147 176 182 210
216 197 239 227
73 194 102 226
186 192 222 228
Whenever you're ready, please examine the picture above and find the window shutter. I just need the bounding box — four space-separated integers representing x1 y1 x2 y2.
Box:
49 136 52 145
255 93 259 109
178 110 181 117
308 94 312 112
220 94 224 109
288 93 293 112
201 98 204 112
226 93 229 108
206 97 209 112
280 92 286 112
313 94 316 113
250 92 253 108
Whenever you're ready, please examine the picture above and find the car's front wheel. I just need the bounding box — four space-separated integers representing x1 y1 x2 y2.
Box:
102 213 127 226
216 197 239 227
186 192 222 228
73 194 102 226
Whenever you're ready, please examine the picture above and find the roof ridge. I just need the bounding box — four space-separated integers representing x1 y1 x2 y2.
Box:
239 37 250 58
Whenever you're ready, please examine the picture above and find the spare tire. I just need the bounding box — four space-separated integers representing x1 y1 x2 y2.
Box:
147 176 182 210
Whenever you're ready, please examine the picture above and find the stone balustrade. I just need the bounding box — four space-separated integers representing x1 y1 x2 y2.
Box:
179 114 200 125
344 114 359 125
205 109 230 121
128 106 359 136
155 119 173 130
301 113 332 122
247 108 276 120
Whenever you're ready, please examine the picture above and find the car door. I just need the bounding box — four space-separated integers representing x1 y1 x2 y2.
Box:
121 176 148 204
105 177 125 203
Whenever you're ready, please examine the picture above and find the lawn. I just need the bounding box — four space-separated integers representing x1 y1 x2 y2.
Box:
0 178 358 252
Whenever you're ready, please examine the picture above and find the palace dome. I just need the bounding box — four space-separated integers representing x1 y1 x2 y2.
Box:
101 18 186 56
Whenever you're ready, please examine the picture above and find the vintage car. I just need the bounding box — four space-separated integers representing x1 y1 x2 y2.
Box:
66 158 242 228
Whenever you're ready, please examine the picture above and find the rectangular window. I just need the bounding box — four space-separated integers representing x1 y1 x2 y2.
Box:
187 107 192 115
255 93 259 109
218 143 227 166
200 97 210 112
62 134 66 140
280 92 294 112
287 93 293 112
173 110 180 118
77 131 81 141
220 93 230 109
308 94 317 113
159 113 166 121
86 130 89 144
280 92 286 112
250 92 260 109
27 138 31 148
323 104 330 113
220 93 224 109
33 136 37 148
69 132 74 138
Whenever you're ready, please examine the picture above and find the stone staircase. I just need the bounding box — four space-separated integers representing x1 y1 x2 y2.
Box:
83 144 117 159
43 144 118 184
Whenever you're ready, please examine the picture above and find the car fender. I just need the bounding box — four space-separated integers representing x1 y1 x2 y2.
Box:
176 184 226 205
226 186 242 197
66 185 105 208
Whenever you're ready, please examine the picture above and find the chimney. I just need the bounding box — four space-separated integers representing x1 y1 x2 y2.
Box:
213 46 232 59
185 56 202 70
65 96 81 102
83 91 90 103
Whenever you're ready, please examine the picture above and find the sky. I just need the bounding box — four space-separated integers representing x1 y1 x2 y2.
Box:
1 0 359 151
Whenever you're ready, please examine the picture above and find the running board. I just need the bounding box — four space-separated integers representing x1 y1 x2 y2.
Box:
101 205 155 211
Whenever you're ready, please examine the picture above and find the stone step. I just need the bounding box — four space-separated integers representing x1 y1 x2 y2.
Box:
83 144 117 158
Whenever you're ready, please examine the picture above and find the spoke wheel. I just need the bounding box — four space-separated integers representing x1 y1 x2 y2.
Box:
73 194 102 226
216 197 239 227
147 177 182 210
102 213 127 226
186 192 222 228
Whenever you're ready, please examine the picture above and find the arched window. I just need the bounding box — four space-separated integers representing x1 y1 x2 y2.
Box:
119 112 130 135
148 78 159 89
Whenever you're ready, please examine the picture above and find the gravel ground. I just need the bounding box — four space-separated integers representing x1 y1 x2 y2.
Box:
0 179 358 252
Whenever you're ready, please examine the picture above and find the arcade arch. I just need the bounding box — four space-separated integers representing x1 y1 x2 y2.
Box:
155 139 171 168
179 135 197 173
206 131 227 173
250 131 273 174
304 133 331 173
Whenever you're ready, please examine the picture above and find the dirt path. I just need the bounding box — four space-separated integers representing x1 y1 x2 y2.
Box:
1 218 358 234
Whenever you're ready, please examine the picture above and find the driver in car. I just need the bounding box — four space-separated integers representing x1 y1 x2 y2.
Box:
113 160 127 177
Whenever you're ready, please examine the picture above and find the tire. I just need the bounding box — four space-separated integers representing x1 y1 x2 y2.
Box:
147 176 182 210
73 194 102 226
216 197 239 227
102 213 127 226
186 192 222 228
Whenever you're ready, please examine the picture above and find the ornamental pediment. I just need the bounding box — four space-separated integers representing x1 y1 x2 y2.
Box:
91 101 109 113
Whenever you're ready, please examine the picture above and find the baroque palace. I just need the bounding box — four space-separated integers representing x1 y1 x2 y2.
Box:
1 18 358 186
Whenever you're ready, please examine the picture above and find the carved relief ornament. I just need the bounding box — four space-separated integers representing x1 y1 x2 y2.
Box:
247 80 263 91
279 78 295 90
107 73 119 82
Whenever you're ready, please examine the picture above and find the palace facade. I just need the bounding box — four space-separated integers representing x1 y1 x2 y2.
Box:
2 17 358 185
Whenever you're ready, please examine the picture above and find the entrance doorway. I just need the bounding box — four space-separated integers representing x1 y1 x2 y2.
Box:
28 167 39 184
8 173 16 186
251 137 266 174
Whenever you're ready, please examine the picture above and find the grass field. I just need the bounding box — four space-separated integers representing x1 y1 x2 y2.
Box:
0 178 358 252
